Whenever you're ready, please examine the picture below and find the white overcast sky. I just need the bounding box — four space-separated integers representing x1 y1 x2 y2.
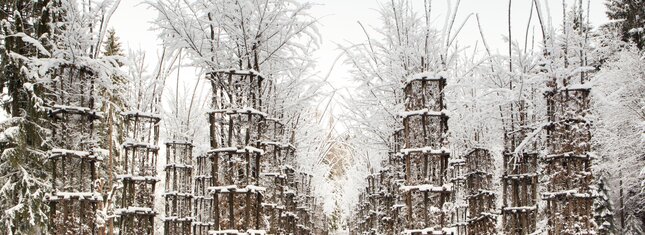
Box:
109 0 609 130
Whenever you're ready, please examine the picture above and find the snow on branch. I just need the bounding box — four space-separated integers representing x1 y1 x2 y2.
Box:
8 33 50 57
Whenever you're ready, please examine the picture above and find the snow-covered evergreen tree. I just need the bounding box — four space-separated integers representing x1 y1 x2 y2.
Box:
624 214 645 235
104 29 124 57
0 1 58 233
595 173 617 234
605 0 644 49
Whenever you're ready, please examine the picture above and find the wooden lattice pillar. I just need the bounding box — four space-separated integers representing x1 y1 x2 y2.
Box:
501 152 538 234
259 171 285 233
501 99 539 235
378 168 393 233
258 117 296 234
449 156 467 235
45 65 103 235
293 171 314 234
116 111 161 235
47 150 103 235
372 170 396 233
282 166 298 234
543 87 595 235
376 166 396 234
163 141 194 235
193 153 214 235
204 69 268 234
263 144 296 235
464 148 497 234
399 73 451 234
209 187 264 232
207 148 265 231
362 174 381 234
389 129 406 234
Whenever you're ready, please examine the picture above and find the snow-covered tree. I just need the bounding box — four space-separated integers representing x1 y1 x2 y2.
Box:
104 29 124 57
1 0 124 233
149 0 318 72
594 173 617 234
605 0 644 49
0 1 58 233
624 213 645 235
591 43 645 232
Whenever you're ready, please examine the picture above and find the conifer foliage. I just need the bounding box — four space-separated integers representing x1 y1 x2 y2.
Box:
0 1 58 233
605 0 645 49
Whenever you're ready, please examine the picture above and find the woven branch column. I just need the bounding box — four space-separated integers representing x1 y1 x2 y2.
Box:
164 141 194 235
200 70 268 235
45 65 103 235
399 74 452 235
543 87 595 235
464 148 497 235
116 111 161 235
502 100 539 235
